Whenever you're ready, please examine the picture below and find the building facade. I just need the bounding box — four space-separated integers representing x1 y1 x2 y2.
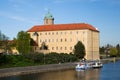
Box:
27 12 100 60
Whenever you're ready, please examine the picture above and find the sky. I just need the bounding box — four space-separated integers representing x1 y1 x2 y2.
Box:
0 0 120 46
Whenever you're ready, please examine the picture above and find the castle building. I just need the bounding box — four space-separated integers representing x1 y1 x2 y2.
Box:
27 12 100 60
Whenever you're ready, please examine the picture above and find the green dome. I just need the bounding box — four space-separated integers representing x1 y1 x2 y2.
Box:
44 11 54 19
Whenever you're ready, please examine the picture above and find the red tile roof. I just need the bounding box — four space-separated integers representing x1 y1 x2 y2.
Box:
27 23 99 32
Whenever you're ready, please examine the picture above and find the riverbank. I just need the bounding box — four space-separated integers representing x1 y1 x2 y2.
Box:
0 57 120 78
0 63 76 77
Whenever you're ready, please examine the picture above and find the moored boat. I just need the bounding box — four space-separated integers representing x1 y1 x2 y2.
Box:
75 63 86 70
75 60 103 71
75 62 93 71
92 61 103 68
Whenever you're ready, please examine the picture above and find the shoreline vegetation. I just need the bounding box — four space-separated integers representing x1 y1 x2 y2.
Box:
0 57 120 78
0 53 78 68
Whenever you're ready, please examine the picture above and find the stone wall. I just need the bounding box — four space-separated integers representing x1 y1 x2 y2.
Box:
0 63 76 77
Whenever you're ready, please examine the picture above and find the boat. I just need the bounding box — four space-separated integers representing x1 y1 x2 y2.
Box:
92 61 103 68
75 62 93 71
75 63 86 70
86 62 93 69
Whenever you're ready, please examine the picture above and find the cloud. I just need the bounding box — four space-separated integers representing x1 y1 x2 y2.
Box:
8 0 27 4
52 0 120 3
9 16 26 22
9 15 37 24
0 11 36 24
53 0 66 3
52 0 99 3
8 0 34 12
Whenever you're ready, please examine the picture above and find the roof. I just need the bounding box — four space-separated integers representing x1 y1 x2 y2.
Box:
27 23 99 32
44 11 54 19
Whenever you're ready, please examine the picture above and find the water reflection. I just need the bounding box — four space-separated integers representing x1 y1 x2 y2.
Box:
76 69 101 80
1 61 120 80
0 69 101 80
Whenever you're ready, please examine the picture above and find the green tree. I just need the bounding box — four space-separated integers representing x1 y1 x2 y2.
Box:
110 48 118 57
100 46 105 54
16 31 31 54
74 41 86 59
116 44 120 56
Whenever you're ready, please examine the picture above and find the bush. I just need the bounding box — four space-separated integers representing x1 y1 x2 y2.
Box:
0 54 7 65
45 52 59 64
0 52 78 68
45 52 78 64
33 53 44 64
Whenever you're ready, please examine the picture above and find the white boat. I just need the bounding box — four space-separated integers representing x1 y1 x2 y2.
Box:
75 63 86 70
75 62 93 71
92 61 103 68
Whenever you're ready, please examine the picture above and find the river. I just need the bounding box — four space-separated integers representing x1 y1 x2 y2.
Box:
1 60 120 80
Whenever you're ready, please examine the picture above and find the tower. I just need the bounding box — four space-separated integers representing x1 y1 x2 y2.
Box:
44 11 54 25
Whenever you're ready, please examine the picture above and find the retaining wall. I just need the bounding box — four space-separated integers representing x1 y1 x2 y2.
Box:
0 63 76 77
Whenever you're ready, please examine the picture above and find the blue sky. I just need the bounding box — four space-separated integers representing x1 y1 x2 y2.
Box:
0 0 120 46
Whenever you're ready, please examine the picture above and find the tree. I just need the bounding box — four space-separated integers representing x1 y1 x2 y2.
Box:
74 41 86 59
16 31 31 54
116 44 120 56
100 46 105 54
110 48 118 57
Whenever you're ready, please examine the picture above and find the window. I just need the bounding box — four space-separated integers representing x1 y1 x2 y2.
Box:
61 39 62 42
65 32 66 34
46 19 48 24
45 39 47 42
40 33 42 35
52 47 54 50
65 38 67 42
52 39 54 42
65 47 67 50
56 32 58 35
45 33 47 35
56 39 58 42
52 32 54 35
76 31 78 34
49 39 50 42
56 47 58 50
70 47 72 50
83 31 85 34
60 47 62 50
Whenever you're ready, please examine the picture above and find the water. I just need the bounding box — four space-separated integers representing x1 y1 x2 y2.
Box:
1 61 120 80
